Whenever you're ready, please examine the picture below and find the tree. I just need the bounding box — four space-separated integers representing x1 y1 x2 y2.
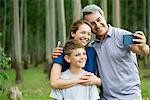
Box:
23 0 28 69
125 0 128 29
101 0 108 21
72 0 81 21
112 0 121 27
88 0 94 4
56 0 66 46
133 0 137 32
2 0 7 49
13 0 22 83
148 0 150 45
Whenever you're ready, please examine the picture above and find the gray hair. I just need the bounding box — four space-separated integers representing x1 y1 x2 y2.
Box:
80 4 104 19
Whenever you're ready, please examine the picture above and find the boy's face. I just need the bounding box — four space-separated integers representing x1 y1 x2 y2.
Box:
66 48 87 68
71 24 91 46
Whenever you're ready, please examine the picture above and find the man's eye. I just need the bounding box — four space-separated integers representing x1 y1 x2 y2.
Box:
97 18 101 22
91 22 95 25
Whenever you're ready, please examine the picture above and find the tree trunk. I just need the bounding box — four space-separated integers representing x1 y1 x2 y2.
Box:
20 0 24 39
88 0 94 4
45 0 56 73
45 0 51 61
23 0 28 69
56 0 66 46
13 0 22 83
2 0 7 49
101 0 107 21
133 0 137 32
125 0 128 29
148 0 150 66
148 0 150 45
143 0 148 66
112 0 121 27
72 0 81 21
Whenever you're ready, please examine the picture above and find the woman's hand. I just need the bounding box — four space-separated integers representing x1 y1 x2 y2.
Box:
51 41 63 59
80 72 101 86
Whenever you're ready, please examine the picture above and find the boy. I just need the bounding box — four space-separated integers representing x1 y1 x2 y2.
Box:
50 39 100 100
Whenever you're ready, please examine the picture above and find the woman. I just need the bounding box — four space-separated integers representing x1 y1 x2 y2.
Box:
50 20 101 89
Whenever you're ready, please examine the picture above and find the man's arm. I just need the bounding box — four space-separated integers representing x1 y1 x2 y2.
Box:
130 31 149 56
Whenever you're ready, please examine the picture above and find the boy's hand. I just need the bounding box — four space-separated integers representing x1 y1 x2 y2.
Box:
51 41 63 59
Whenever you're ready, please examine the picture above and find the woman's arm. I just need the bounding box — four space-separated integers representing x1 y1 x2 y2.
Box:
50 63 81 89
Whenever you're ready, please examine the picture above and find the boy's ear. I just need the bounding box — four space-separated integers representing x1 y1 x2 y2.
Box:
64 55 71 63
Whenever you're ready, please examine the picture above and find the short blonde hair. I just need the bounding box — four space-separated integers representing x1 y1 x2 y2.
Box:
64 39 85 56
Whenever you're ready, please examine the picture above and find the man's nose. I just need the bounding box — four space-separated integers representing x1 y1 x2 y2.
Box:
95 21 100 28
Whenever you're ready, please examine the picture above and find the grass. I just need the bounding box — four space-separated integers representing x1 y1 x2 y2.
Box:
139 67 150 99
0 64 53 100
0 63 150 100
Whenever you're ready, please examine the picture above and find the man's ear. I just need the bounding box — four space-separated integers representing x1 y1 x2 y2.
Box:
64 55 71 63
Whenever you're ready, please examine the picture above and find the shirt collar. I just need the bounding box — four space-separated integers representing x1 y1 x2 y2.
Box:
95 24 113 42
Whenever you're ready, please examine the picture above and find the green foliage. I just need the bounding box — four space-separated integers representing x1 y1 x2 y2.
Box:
0 48 11 69
0 34 11 93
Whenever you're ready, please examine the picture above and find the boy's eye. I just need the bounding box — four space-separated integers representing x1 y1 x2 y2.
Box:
75 53 80 56
83 52 86 55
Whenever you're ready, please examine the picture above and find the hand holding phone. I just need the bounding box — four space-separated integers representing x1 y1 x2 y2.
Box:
123 34 139 46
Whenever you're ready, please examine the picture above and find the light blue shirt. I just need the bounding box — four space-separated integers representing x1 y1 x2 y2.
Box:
92 25 141 100
50 69 100 100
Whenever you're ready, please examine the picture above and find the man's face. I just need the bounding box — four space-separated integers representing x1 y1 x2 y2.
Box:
84 11 108 40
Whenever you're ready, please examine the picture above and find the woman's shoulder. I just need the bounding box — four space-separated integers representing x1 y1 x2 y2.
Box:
86 46 95 52
86 47 96 56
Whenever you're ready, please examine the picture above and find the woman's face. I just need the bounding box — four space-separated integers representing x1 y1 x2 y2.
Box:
71 24 92 46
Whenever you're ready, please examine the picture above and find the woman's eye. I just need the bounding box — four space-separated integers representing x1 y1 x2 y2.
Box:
88 32 91 36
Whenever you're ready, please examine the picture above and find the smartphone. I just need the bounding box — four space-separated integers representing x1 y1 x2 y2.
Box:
123 34 139 46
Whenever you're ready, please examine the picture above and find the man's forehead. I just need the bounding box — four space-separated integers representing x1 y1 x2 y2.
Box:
84 11 101 22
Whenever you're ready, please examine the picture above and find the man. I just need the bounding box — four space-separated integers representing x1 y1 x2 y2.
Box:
80 4 149 100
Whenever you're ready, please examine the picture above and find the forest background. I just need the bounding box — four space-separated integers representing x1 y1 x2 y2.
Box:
0 0 150 99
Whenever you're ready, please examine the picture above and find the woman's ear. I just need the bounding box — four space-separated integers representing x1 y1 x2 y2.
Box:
64 55 71 63
71 32 75 38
